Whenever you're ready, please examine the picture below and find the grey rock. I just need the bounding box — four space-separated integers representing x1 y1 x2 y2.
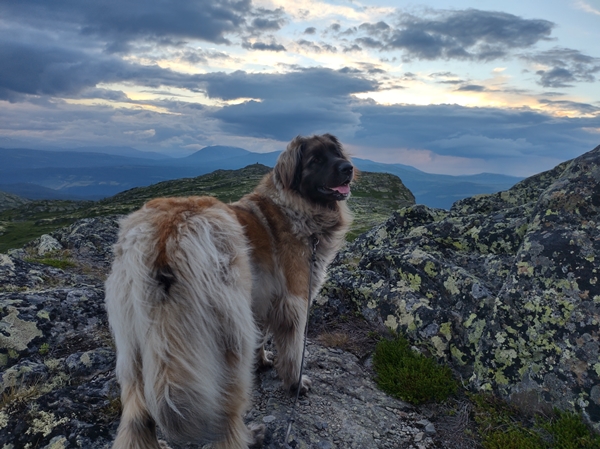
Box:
37 234 63 256
316 144 600 430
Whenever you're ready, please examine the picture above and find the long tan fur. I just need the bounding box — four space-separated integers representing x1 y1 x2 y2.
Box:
105 134 353 448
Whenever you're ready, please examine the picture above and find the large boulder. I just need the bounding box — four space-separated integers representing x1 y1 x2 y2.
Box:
316 144 600 428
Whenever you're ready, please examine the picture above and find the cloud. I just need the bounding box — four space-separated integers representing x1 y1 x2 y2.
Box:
197 67 377 101
246 7 287 36
297 39 325 53
355 9 554 61
352 102 600 162
304 27 317 35
356 37 385 49
523 47 600 87
1 0 252 52
242 41 287 52
212 97 362 140
0 38 209 101
456 84 487 92
538 99 600 115
358 21 391 35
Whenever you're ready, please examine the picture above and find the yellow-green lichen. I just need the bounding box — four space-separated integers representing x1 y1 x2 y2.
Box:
443 276 460 295
26 410 69 438
36 310 50 320
517 261 534 277
464 313 478 328
468 319 486 345
430 336 447 357
451 346 467 365
384 314 399 332
80 351 93 368
424 261 437 278
0 411 8 429
440 322 452 340
495 370 510 385
0 308 43 352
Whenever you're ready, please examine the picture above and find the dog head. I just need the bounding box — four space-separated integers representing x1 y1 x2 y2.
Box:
274 134 354 206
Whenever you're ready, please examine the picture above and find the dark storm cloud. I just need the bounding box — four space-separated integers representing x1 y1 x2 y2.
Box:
196 68 376 139
0 39 202 100
523 47 600 87
0 0 251 50
353 102 600 160
212 97 361 140
355 9 553 61
198 68 377 101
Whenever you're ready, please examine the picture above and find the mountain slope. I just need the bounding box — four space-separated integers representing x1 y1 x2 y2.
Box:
0 165 413 252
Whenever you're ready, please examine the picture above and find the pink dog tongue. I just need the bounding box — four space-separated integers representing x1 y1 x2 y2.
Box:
331 185 350 194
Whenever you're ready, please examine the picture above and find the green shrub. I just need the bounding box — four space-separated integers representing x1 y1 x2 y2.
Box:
372 334 457 405
541 410 600 449
483 428 544 449
472 393 600 449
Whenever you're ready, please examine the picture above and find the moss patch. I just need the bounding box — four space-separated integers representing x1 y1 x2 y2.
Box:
372 334 458 405
472 393 600 449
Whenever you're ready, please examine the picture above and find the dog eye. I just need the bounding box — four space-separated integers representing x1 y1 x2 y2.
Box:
310 156 322 165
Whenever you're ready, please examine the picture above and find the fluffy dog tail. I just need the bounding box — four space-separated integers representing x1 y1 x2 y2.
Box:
106 197 259 447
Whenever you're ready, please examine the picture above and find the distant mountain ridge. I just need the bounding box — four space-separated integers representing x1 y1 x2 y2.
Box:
0 145 523 208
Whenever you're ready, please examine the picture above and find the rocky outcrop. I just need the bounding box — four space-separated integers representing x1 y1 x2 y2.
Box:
0 191 30 213
317 144 600 428
0 217 439 448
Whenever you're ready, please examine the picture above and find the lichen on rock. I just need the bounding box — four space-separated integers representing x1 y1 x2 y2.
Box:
317 144 600 429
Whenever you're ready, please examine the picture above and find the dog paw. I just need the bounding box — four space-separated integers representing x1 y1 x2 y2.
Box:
291 375 311 396
259 349 274 368
158 440 173 449
248 423 266 448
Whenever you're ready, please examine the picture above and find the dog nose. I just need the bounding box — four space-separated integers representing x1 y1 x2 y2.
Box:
338 162 353 175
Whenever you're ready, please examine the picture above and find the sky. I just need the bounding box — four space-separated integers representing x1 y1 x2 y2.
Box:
0 0 599 176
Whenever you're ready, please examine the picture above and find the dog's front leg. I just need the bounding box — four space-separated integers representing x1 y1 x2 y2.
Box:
271 295 311 394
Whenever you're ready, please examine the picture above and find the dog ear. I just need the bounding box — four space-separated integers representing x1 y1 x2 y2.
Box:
274 136 305 191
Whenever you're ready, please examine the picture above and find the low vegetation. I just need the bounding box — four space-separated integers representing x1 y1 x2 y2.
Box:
372 333 458 405
472 393 600 449
370 333 600 448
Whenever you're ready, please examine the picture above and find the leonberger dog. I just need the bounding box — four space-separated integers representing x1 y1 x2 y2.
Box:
105 134 353 449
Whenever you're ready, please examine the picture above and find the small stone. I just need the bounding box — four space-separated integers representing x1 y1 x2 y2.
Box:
262 415 276 423
315 442 332 449
416 419 430 428
315 421 328 430
425 423 436 435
